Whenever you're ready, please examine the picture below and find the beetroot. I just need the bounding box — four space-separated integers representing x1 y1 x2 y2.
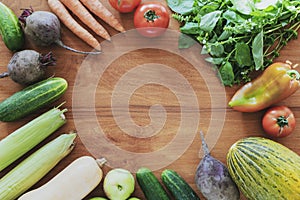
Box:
195 131 240 200
19 8 100 55
0 50 56 85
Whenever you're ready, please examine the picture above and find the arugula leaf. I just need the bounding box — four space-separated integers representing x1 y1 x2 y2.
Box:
252 30 264 70
167 0 194 15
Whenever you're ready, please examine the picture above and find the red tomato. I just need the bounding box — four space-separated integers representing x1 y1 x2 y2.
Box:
134 2 170 38
109 0 141 13
262 106 296 138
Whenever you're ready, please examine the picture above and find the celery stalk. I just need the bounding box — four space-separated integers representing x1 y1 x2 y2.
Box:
0 107 67 172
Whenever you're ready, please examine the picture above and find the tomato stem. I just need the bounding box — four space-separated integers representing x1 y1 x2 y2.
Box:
144 10 159 22
277 116 289 128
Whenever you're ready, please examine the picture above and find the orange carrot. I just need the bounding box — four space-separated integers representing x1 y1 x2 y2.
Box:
47 0 101 51
59 0 111 41
79 0 125 33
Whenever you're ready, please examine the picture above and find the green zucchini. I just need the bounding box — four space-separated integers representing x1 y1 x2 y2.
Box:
136 167 170 200
161 169 200 200
0 2 24 51
227 137 300 200
0 77 68 122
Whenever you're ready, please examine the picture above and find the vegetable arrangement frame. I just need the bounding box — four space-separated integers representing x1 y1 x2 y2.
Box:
1 0 300 199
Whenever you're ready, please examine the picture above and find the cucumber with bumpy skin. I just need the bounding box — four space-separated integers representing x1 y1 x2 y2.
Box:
0 77 68 122
0 2 24 51
136 167 170 200
161 169 200 200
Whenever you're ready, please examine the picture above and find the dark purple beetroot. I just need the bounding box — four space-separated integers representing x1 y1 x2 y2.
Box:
0 50 55 85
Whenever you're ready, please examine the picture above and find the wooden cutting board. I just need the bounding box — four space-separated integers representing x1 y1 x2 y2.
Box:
0 0 300 199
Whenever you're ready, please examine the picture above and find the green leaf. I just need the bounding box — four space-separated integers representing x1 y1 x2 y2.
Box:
223 10 246 24
255 0 279 10
205 57 224 65
208 43 224 57
167 0 194 15
218 62 235 86
198 2 220 16
180 22 201 34
235 42 252 66
230 0 255 15
178 33 196 49
218 30 232 41
200 11 222 33
252 30 264 70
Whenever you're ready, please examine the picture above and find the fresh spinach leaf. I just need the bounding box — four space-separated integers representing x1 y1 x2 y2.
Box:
208 43 224 57
223 10 246 24
252 30 264 70
235 42 252 66
167 0 194 15
218 62 234 86
200 11 222 33
205 57 224 65
178 33 196 49
180 22 201 34
230 0 255 15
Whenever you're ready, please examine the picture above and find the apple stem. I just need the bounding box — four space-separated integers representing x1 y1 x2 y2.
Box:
96 158 107 167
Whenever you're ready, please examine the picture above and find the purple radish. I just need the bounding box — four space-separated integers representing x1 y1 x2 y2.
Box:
195 131 240 200
0 50 56 85
19 8 100 55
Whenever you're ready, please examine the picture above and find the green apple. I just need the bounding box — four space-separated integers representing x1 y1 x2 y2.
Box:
89 198 108 200
128 198 140 200
103 168 135 200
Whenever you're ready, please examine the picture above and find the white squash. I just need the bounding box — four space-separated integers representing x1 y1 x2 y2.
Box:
18 156 106 200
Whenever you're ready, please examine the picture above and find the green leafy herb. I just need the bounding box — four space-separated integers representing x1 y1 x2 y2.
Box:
252 30 264 70
169 0 300 86
167 0 194 15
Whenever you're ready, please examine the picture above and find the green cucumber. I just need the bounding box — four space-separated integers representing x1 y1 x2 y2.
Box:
136 167 170 200
0 2 24 51
0 77 68 122
161 169 200 200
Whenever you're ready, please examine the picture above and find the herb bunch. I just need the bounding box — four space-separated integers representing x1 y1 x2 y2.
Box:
168 0 300 86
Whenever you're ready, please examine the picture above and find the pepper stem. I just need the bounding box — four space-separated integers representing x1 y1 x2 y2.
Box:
287 69 300 80
144 10 159 22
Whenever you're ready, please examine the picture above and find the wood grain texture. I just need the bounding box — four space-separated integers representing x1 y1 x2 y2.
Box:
0 0 300 199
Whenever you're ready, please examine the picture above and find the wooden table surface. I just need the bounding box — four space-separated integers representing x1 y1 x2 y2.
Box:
1 0 300 199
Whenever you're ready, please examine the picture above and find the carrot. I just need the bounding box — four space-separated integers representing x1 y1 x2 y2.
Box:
79 0 125 33
47 0 101 51
59 0 111 41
